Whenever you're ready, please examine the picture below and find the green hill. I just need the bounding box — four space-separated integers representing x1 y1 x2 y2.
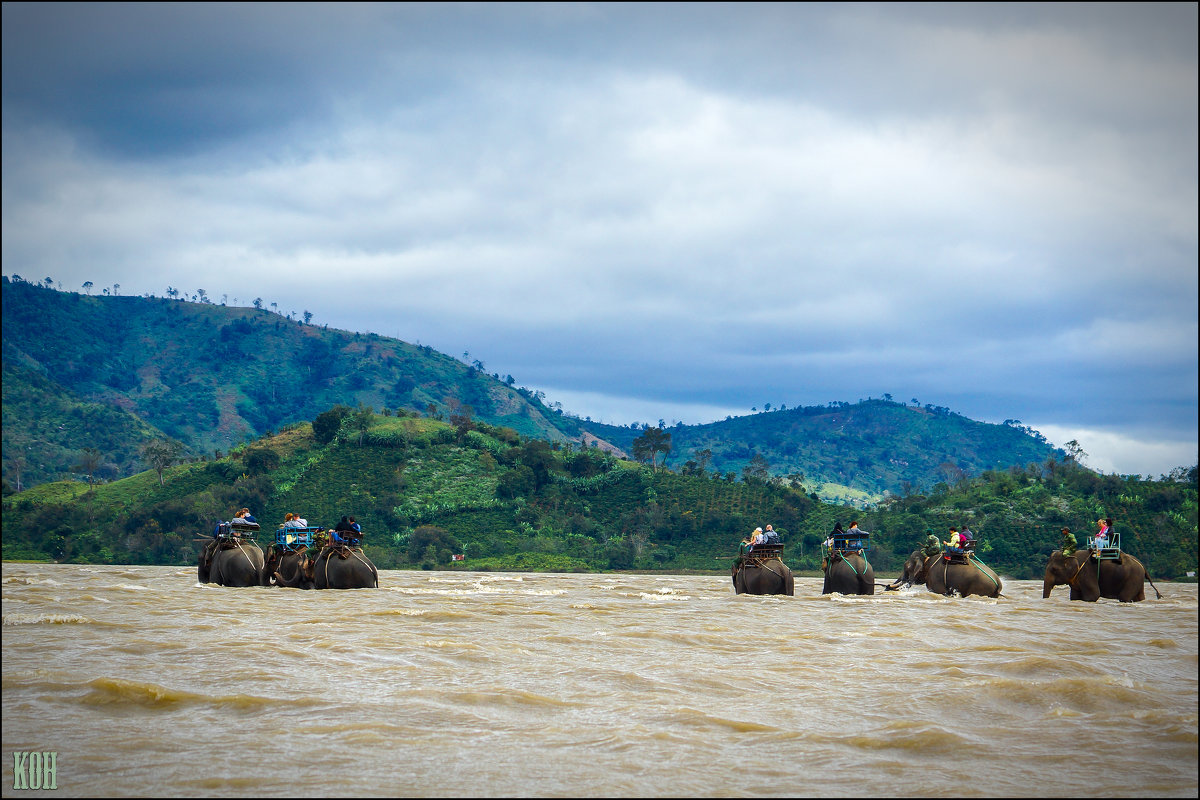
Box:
1 412 825 573
2 277 569 488
2 408 1194 580
2 360 169 488
573 399 1061 499
0 277 1085 503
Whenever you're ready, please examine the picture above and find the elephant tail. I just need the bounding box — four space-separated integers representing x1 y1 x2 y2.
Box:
1144 568 1164 599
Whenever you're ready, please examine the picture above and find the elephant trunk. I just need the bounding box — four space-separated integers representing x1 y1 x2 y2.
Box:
1042 576 1055 598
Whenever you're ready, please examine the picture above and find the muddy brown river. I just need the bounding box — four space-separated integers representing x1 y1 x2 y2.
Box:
2 564 1196 797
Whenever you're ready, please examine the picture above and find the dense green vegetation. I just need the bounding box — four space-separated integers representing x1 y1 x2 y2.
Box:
576 399 1061 498
2 361 169 488
866 461 1198 580
3 278 1067 501
3 406 1195 581
2 277 569 489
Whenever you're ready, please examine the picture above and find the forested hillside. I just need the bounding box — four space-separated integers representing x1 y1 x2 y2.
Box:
2 277 569 487
575 399 1060 498
0 277 1128 504
3 406 1195 580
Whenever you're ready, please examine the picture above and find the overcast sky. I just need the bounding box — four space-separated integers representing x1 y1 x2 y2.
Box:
3 3 1196 477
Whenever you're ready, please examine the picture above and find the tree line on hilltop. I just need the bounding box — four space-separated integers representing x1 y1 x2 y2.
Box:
5 276 1078 503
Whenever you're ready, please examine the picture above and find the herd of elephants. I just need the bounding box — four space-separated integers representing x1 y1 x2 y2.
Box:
198 535 378 590
197 528 1160 602
731 541 1161 602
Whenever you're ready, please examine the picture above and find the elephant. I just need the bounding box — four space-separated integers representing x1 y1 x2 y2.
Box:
198 538 265 587
265 547 313 589
822 550 875 595
1042 549 1161 602
887 550 1001 598
311 546 379 589
732 557 794 595
884 550 927 591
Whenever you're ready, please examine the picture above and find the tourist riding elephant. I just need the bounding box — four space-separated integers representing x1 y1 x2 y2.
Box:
265 548 313 589
311 546 379 589
198 539 265 587
822 551 875 595
1042 549 1160 602
732 558 794 595
888 550 1001 598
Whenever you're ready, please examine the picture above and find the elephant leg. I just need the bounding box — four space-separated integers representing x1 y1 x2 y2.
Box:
1131 574 1146 601
217 554 239 586
767 564 786 595
1122 576 1145 602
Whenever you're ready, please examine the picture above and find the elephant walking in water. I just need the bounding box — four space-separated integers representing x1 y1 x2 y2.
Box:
732 558 794 595
1043 549 1161 602
265 548 313 589
198 538 265 587
887 550 1002 598
822 551 875 595
311 546 378 589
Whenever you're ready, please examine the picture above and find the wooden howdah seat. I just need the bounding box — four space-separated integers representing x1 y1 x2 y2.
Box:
942 539 975 564
214 519 260 544
746 542 784 561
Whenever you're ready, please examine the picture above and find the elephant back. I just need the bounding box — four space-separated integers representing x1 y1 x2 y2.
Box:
313 546 378 589
211 541 265 586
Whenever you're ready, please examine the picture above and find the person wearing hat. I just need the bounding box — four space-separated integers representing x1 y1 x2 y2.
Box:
1060 527 1077 556
747 527 765 552
922 529 942 557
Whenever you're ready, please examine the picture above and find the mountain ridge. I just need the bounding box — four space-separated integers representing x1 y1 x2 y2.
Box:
2 277 1061 495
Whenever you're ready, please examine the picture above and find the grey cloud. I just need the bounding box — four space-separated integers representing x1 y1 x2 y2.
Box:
2 2 1195 473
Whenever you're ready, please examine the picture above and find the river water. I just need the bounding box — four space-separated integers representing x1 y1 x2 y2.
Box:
2 563 1196 798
